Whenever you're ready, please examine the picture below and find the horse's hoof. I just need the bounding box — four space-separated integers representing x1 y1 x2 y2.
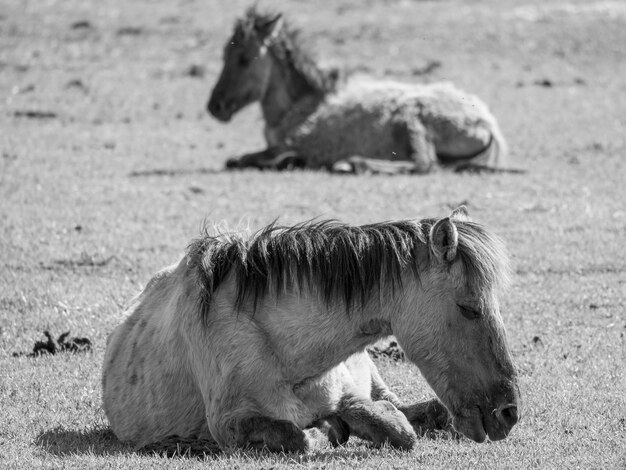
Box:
331 161 354 174
303 427 329 452
326 416 350 447
275 156 306 171
286 157 306 170
225 158 240 169
346 156 370 175
413 160 435 174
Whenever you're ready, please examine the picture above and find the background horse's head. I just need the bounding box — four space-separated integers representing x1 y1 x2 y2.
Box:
207 9 283 122
393 208 520 442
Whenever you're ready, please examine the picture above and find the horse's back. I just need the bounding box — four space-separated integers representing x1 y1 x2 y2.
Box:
287 80 415 167
102 259 210 447
286 78 505 167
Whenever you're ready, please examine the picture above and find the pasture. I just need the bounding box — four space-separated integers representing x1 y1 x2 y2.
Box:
1 0 624 468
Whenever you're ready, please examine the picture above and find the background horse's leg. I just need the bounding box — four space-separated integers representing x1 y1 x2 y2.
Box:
337 397 417 450
330 125 437 175
406 119 438 173
226 148 305 170
236 416 328 452
225 149 276 169
398 398 459 438
332 156 420 175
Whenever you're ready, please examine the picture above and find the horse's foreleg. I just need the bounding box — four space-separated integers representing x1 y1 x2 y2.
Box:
225 149 275 169
337 396 417 450
234 416 327 452
406 123 437 173
398 398 459 438
225 148 305 170
330 120 438 175
311 415 351 448
331 156 422 175
329 130 436 175
368 357 402 407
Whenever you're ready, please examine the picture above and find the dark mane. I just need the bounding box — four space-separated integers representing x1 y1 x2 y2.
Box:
187 218 511 320
236 7 339 94
188 220 425 318
455 221 511 302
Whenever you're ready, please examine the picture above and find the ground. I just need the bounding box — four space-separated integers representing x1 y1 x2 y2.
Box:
0 0 625 468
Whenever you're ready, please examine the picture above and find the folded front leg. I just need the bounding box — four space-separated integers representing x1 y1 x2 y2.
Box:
225 148 277 169
312 415 351 448
337 397 417 450
236 416 329 452
398 398 459 438
225 148 305 170
331 156 422 175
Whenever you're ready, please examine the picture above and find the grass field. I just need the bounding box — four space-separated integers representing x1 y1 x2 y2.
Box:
1 0 625 468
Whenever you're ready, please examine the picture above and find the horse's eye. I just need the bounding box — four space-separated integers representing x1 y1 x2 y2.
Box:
458 304 481 320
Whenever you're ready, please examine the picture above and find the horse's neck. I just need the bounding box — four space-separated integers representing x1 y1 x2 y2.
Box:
255 287 407 382
263 95 322 147
261 57 325 145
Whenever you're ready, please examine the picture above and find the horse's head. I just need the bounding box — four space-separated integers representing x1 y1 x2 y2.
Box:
393 207 520 442
207 9 283 122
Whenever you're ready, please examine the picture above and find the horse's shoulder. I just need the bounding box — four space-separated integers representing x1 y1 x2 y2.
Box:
131 261 182 303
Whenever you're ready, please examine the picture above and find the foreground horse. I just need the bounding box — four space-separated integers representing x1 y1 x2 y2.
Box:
207 9 510 174
102 208 520 452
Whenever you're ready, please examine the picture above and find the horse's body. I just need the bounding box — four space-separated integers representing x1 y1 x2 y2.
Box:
102 209 520 452
208 9 509 174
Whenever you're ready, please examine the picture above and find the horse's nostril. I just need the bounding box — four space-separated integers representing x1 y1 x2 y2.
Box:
497 404 519 428
207 95 225 114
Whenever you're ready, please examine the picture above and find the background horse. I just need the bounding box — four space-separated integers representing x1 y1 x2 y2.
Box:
102 208 520 452
207 8 511 174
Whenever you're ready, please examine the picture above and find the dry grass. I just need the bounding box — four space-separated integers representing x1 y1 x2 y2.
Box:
1 0 625 468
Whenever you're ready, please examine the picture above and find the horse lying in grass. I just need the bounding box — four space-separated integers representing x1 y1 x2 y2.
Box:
102 207 520 452
207 8 511 174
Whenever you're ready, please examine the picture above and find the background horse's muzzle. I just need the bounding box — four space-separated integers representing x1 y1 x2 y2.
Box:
207 96 232 122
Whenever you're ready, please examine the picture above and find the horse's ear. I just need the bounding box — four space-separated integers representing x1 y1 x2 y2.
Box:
429 217 459 263
257 13 283 43
450 205 470 222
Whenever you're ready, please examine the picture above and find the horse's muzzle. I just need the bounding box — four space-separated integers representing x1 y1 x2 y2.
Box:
485 402 519 441
495 402 519 430
207 97 233 122
450 382 520 442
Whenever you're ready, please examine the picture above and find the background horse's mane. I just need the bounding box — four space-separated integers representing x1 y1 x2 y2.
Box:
188 218 510 320
235 7 339 94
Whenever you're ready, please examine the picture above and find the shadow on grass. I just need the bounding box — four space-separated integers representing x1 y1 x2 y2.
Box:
36 427 133 457
128 167 222 177
35 427 425 461
36 427 222 459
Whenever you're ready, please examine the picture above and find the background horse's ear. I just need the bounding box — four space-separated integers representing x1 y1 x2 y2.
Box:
429 217 459 263
257 13 283 43
450 205 470 221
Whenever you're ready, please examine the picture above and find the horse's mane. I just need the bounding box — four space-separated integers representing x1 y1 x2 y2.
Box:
455 221 511 301
187 218 510 320
234 7 339 94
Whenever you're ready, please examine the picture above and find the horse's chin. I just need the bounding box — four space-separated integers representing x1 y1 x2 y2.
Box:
452 406 512 442
452 412 487 443
212 111 233 123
